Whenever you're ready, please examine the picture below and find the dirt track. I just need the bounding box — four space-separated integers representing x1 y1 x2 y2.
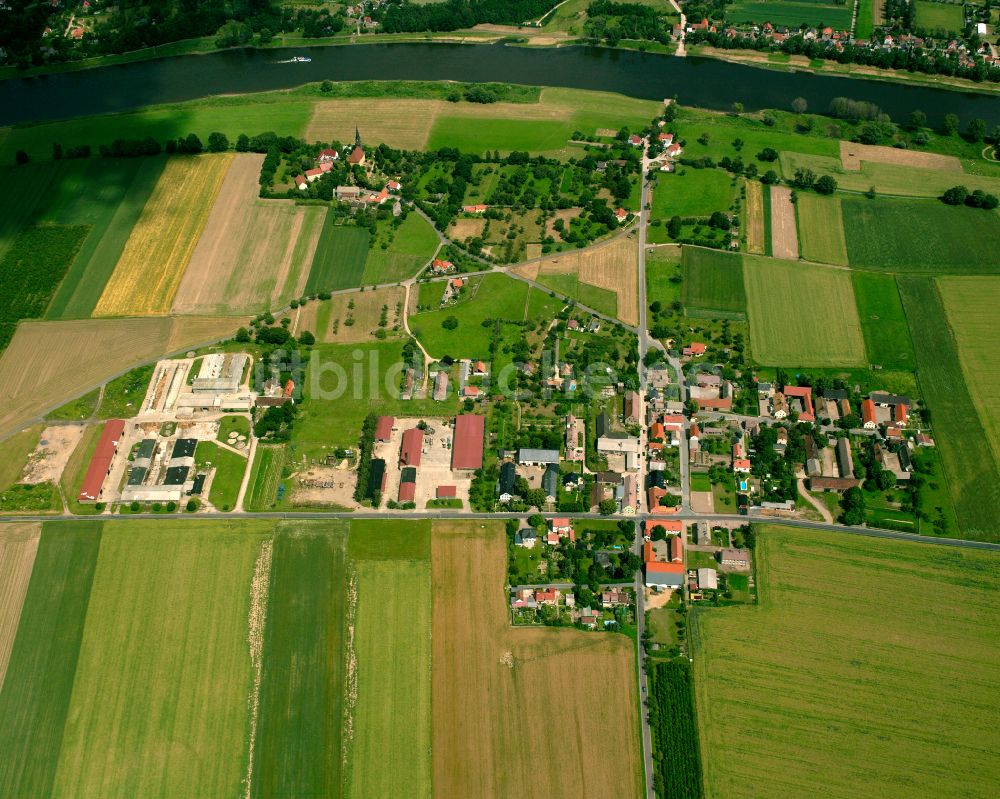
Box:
770 186 799 261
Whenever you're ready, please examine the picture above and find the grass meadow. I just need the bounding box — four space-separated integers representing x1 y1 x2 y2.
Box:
306 216 370 293
52 521 268 799
245 445 288 512
842 198 1000 272
725 0 852 28
693 525 1000 798
0 522 102 799
652 169 736 219
914 0 964 32
429 117 572 154
939 277 1000 468
534 271 618 317
43 158 165 319
898 277 1000 540
361 213 439 284
795 192 848 265
411 273 534 359
645 247 682 309
0 162 61 262
253 522 348 799
743 256 865 367
851 272 915 370
194 440 248 512
681 247 746 316
348 558 432 799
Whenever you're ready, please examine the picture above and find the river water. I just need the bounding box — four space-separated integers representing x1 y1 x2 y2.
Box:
2 43 998 127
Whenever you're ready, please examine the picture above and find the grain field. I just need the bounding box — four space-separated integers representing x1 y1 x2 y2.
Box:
172 154 324 315
432 521 642 798
95 155 232 316
0 523 41 691
744 179 765 255
769 185 799 260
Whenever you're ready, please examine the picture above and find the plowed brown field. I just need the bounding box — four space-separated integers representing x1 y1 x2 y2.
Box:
431 521 642 798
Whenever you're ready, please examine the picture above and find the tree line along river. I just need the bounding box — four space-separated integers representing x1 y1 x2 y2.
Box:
2 43 998 129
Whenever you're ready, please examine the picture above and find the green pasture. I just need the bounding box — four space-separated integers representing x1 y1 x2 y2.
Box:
681 247 746 315
348 519 432 560
914 0 964 32
361 212 439 284
652 169 736 219
428 118 572 155
535 272 618 317
726 0 852 28
851 272 915 370
307 214 371 293
795 192 847 265
195 440 248 512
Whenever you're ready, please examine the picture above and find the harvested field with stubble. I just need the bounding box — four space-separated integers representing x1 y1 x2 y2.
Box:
53 520 269 799
694 525 1000 798
744 179 765 255
95 155 232 316
0 523 40 691
432 521 643 798
769 185 798 260
172 154 324 315
744 257 865 367
839 140 963 171
448 217 487 241
528 237 638 324
0 316 239 439
307 99 446 151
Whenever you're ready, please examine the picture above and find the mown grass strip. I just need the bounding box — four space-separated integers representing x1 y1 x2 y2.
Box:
898 277 1000 539
0 521 102 799
253 522 348 799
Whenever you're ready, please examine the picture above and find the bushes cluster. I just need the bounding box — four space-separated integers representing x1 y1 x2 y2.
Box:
941 185 1000 209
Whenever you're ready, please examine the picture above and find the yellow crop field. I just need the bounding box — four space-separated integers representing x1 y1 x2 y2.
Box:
0 316 239 439
0 523 40 690
694 525 1000 798
94 155 232 316
432 521 642 797
839 140 962 172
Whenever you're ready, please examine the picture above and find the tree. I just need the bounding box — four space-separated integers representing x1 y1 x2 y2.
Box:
814 175 838 195
791 97 808 114
599 498 618 515
756 147 778 162
442 316 459 330
941 113 960 136
235 134 250 152
320 80 333 93
865 185 877 200
667 215 682 238
760 170 779 185
709 211 731 229
731 101 744 115
235 327 251 343
840 487 865 526
966 118 987 143
528 513 545 528
207 132 229 152
526 488 547 509
299 330 316 346
14 149 28 165
876 468 896 491
941 185 969 205
791 168 816 190
215 20 252 48
907 109 927 130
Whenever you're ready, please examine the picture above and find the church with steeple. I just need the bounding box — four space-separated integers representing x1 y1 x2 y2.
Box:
347 127 365 166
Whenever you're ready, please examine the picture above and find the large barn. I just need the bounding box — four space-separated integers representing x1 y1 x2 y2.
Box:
452 414 485 470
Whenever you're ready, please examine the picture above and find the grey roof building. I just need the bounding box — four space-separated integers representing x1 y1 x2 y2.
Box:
518 448 560 465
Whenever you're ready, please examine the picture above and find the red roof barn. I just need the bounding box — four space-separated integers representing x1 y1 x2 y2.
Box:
375 415 394 442
670 535 683 563
398 481 416 502
400 428 423 467
77 420 125 501
436 485 457 499
452 414 485 470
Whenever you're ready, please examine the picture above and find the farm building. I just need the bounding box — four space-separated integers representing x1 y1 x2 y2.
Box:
697 568 718 590
645 561 685 590
192 353 247 394
670 535 683 563
77 419 126 502
719 548 751 569
498 461 517 502
782 385 815 422
452 414 485 470
399 428 423 467
368 459 387 499
518 448 559 466
375 416 395 442
436 485 457 499
398 481 415 502
433 371 449 401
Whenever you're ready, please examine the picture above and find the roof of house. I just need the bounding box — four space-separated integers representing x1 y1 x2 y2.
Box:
452 414 485 470
77 419 126 501
400 428 423 467
347 145 365 164
499 461 517 493
670 535 683 561
646 561 685 575
375 415 394 441
436 485 457 498
398 481 415 502
518 448 560 464
861 398 877 424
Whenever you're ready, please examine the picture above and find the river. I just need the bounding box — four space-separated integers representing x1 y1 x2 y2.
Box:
2 43 999 128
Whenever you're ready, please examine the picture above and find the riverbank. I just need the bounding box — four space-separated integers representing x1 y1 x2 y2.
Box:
4 28 998 99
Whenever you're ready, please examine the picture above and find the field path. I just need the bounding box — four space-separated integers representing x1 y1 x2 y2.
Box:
769 185 799 260
0 523 41 691
797 479 833 523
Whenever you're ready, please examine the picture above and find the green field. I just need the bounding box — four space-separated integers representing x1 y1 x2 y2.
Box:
411 273 534 359
361 212 439 284
98 364 154 419
348 519 432 559
743 256 865 367
0 96 313 163
195 440 248 511
253 522 347 798
779 151 1000 198
652 169 736 219
914 0 964 32
693 525 1000 797
898 277 1000 539
0 163 60 262
795 192 848 265
428 117 572 154
645 248 682 309
347 559 432 799
851 272 916 370
0 522 102 799
245 445 288 512
52 521 267 799
534 272 618 317
855 0 875 38
939 277 1000 468
726 0 853 28
681 247 746 315
44 158 166 319
842 198 1000 272
306 214 371 293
